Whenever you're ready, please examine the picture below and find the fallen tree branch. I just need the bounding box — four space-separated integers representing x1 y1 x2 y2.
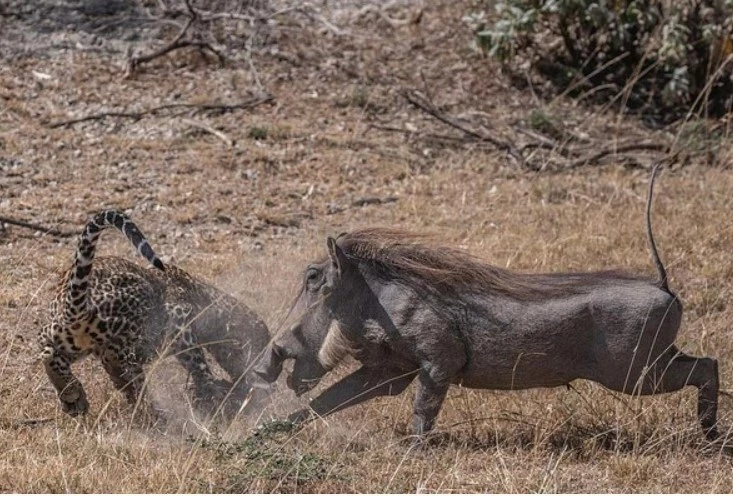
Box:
128 40 224 75
0 216 75 238
367 123 500 146
351 196 399 207
401 89 525 166
568 143 669 169
400 89 673 171
46 94 273 129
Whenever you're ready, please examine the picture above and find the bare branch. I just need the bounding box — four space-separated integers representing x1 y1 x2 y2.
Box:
126 0 226 76
568 143 668 169
0 216 76 238
46 94 273 129
401 89 526 166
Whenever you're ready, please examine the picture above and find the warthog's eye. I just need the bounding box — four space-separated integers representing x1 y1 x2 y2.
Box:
305 267 323 290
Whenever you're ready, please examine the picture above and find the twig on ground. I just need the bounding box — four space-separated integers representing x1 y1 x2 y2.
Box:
0 216 75 238
298 7 347 36
194 5 300 23
245 27 264 94
46 94 273 128
366 123 504 150
514 127 580 158
181 118 234 146
352 3 422 28
13 417 55 427
401 89 526 166
351 196 399 207
128 40 225 75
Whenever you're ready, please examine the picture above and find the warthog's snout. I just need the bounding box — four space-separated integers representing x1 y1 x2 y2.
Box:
251 346 284 385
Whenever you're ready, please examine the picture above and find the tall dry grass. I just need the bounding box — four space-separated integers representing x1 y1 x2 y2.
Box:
2 0 733 489
3 164 733 492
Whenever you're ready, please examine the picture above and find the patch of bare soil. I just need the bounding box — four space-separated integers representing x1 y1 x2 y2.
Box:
2 0 733 492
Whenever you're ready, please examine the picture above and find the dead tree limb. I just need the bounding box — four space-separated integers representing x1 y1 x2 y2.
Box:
0 216 75 238
568 143 669 169
128 40 224 74
46 94 273 129
400 89 674 171
126 0 224 76
401 89 526 166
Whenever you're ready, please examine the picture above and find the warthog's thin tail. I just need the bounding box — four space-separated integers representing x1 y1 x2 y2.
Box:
646 162 670 294
63 210 164 325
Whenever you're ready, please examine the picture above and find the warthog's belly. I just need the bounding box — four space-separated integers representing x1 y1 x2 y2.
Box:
456 360 585 390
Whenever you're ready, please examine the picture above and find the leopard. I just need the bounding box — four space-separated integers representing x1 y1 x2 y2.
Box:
38 210 271 421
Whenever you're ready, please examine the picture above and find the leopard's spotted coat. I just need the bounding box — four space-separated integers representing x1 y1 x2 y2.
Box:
38 210 270 419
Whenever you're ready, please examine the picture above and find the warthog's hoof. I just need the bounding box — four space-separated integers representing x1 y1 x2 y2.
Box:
287 409 314 426
59 389 89 417
705 426 720 442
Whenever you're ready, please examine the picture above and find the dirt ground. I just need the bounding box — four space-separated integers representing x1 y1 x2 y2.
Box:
2 0 733 492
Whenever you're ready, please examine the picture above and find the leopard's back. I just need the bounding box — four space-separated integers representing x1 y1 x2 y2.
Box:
41 257 166 360
159 266 271 377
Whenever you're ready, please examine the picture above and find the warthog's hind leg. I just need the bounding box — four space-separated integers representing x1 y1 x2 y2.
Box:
660 352 719 441
609 347 719 440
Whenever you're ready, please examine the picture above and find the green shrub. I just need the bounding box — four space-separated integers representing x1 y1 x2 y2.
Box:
465 1 733 122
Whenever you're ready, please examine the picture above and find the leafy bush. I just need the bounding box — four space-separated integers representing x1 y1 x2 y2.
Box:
465 1 733 122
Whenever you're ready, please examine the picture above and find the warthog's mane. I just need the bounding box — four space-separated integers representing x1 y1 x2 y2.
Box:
332 228 652 301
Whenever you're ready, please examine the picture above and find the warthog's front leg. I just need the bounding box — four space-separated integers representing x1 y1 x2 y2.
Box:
289 366 417 424
412 371 450 438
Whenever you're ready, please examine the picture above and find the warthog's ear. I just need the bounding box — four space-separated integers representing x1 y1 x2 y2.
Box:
327 236 348 278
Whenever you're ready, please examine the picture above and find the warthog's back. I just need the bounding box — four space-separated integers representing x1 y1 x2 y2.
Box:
456 279 681 390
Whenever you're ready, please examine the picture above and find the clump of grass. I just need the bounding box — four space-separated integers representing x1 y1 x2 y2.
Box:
334 87 383 113
248 126 269 140
527 108 565 142
198 420 340 491
675 120 726 165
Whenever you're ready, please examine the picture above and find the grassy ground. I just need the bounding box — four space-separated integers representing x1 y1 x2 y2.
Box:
2 0 733 492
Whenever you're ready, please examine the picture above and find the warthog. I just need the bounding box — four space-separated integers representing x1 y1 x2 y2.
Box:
252 166 719 440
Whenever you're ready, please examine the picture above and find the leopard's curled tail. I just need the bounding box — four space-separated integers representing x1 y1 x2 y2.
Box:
63 210 164 324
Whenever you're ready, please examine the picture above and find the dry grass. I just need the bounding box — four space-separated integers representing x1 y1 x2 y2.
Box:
2 0 733 492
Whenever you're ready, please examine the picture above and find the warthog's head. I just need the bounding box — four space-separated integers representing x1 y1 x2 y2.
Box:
251 237 356 396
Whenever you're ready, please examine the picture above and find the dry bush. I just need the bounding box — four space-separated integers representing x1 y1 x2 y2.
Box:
467 0 733 123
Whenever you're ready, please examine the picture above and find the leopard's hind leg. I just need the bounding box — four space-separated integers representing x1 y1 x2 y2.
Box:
190 302 272 420
93 322 165 425
167 305 230 415
40 324 90 416
98 346 146 405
